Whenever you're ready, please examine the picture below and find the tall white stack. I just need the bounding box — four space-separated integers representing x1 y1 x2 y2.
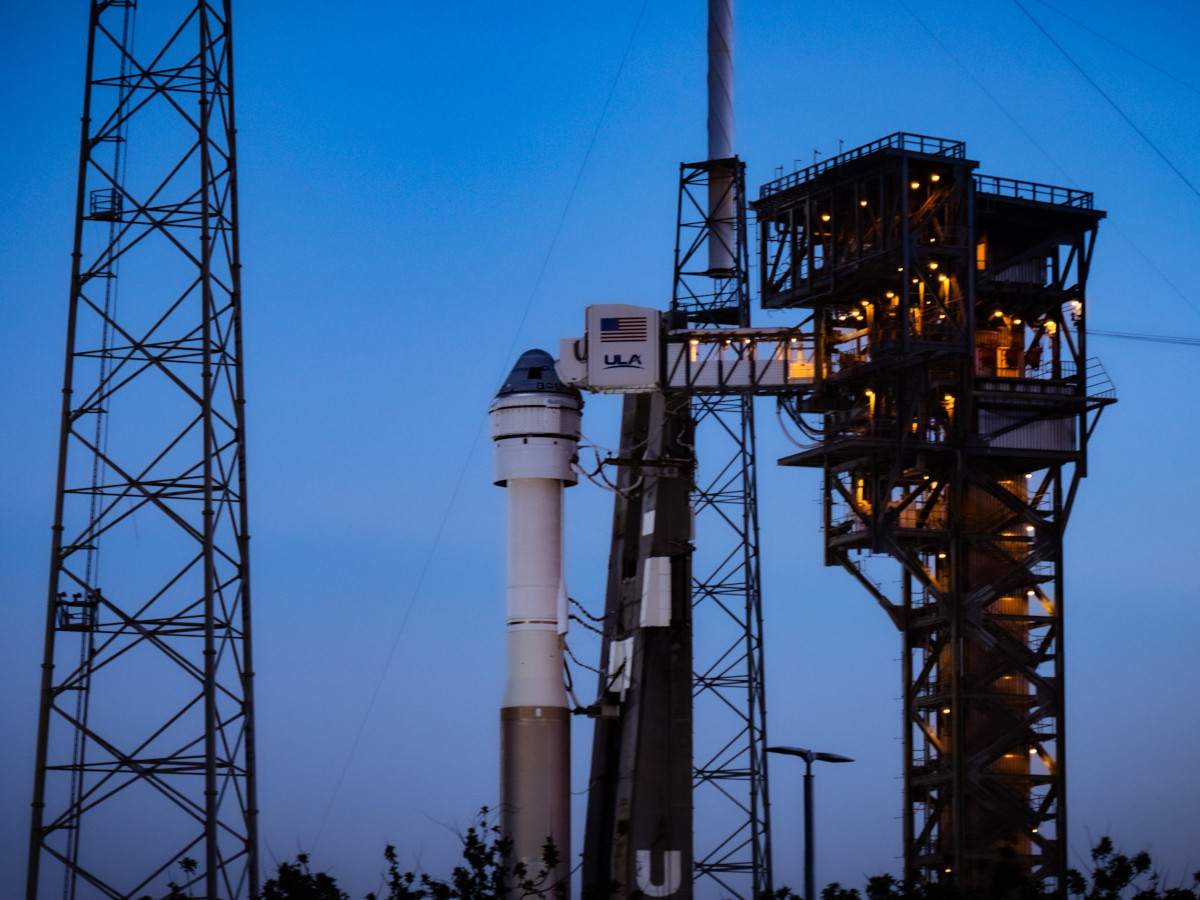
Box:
707 0 735 274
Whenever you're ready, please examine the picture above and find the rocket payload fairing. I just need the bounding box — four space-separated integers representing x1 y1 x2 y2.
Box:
489 349 582 886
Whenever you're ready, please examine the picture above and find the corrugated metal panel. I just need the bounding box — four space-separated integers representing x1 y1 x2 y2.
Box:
980 410 1075 450
992 258 1048 284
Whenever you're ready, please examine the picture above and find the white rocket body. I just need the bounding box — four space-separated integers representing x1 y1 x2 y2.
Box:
489 349 581 886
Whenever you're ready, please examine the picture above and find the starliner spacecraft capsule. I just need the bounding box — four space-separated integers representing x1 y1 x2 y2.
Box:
489 349 582 887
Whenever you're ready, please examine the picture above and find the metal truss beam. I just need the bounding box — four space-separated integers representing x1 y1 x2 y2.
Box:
582 391 695 900
676 158 771 900
27 3 257 898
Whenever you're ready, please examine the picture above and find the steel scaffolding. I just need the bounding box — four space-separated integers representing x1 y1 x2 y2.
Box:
580 158 770 900
675 158 772 900
754 133 1113 892
26 2 257 897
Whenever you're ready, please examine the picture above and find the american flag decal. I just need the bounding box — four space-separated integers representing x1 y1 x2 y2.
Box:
599 316 649 343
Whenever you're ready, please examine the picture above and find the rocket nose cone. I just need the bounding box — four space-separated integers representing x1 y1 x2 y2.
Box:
495 349 582 406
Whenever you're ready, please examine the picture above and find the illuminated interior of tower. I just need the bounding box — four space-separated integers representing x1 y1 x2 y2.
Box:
752 133 1115 891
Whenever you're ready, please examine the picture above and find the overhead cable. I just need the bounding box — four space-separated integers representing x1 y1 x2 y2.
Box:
895 0 1200 319
1031 0 1200 97
1013 0 1200 201
310 3 650 851
1090 329 1200 346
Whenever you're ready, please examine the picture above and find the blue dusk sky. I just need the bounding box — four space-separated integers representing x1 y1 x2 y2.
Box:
1 2 1198 898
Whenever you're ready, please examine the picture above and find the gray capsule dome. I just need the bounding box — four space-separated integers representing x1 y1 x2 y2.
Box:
495 349 583 407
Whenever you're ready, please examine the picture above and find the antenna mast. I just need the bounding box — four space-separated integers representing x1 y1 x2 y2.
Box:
685 2 773 895
27 2 257 897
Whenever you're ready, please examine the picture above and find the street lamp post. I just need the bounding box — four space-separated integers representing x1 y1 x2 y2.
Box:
767 745 854 900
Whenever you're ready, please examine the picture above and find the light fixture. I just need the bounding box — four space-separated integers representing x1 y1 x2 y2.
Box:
942 707 951 715
928 262 938 270
766 747 855 900
860 199 868 207
821 213 831 222
931 173 941 182
911 181 920 189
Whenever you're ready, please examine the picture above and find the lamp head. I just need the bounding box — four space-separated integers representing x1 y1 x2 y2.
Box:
766 746 855 765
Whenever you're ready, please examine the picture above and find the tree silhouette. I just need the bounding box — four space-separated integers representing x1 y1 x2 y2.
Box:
758 838 1200 900
367 807 565 900
263 852 350 900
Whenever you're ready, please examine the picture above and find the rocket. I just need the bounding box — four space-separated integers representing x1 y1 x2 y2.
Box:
489 348 582 887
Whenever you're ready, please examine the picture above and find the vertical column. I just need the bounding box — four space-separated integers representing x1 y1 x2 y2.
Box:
707 0 735 274
490 350 583 889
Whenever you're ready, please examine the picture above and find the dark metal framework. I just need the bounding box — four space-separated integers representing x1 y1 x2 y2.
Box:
674 158 772 900
582 391 696 900
580 158 770 900
753 134 1113 892
27 2 257 898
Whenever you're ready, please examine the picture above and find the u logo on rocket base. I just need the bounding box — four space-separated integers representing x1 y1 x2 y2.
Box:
636 850 682 897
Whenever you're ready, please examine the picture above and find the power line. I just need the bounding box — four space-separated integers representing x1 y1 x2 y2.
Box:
895 0 1200 320
1090 329 1200 346
1013 0 1200 201
1030 0 1200 97
309 2 649 850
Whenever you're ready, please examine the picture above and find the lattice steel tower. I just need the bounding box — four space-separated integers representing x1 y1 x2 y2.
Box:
674 158 771 900
582 5 771 895
754 134 1113 891
27 2 257 898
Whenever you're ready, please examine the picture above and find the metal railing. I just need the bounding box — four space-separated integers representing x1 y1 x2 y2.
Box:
1084 356 1116 401
760 132 966 198
974 174 1093 209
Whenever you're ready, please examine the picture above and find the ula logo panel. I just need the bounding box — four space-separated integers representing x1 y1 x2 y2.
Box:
603 353 643 370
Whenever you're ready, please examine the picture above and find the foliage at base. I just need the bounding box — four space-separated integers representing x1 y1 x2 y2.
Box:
759 838 1199 900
